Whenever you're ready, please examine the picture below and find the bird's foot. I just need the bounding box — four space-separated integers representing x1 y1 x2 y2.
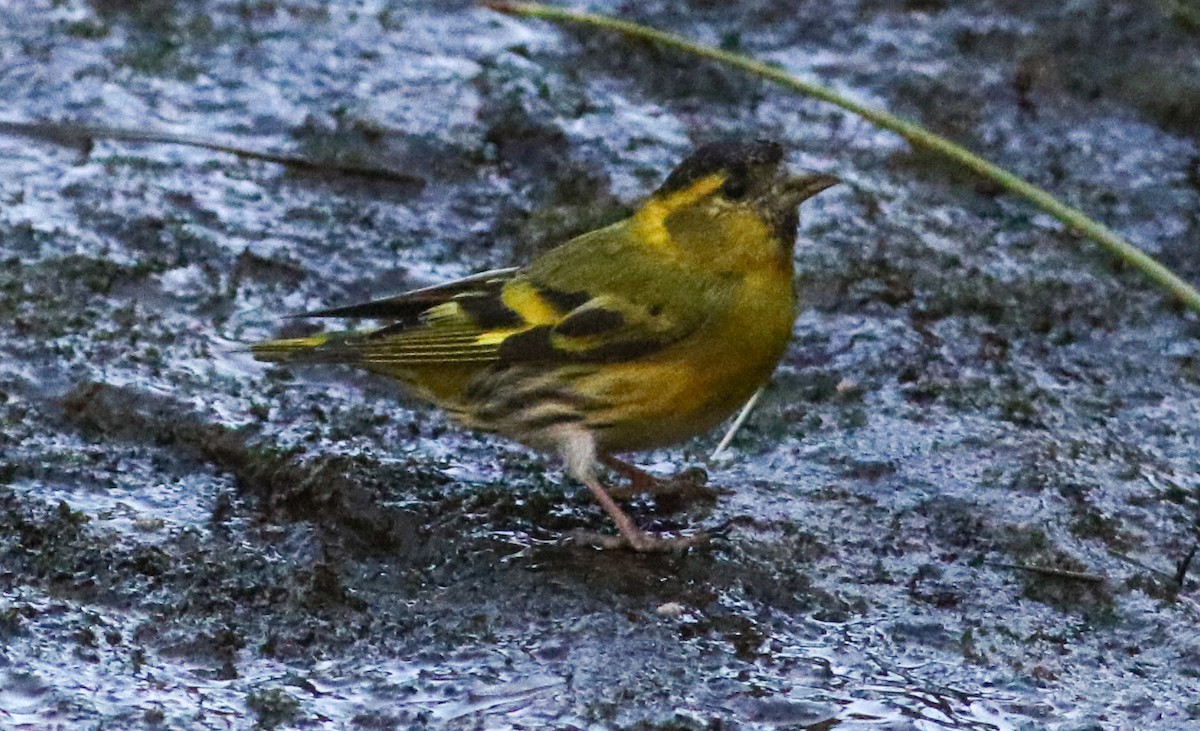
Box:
574 468 730 553
602 457 720 506
568 527 711 553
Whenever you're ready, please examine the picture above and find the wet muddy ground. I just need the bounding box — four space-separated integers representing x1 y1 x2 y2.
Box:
3 1 1200 728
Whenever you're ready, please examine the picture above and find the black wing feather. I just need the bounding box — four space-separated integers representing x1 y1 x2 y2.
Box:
294 267 520 321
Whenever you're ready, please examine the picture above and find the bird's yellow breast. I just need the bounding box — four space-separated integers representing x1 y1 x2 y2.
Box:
580 266 796 454
560 192 799 454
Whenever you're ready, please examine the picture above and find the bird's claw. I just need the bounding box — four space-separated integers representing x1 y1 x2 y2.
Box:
606 467 721 505
566 528 711 553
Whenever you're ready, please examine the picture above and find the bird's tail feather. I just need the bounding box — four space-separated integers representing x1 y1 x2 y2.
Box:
251 334 362 364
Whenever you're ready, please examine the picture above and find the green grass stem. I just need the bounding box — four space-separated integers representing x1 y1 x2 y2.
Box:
486 1 1200 314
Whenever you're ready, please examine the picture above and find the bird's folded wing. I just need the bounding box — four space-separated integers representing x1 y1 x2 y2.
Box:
294 266 520 325
253 269 709 367
340 274 704 365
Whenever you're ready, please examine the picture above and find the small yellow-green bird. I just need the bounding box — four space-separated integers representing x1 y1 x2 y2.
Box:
252 140 837 552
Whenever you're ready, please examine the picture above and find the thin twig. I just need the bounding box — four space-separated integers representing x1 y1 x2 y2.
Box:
1102 550 1200 616
0 119 424 186
485 1 1200 315
709 387 763 462
1174 543 1198 589
987 561 1106 583
1106 548 1181 583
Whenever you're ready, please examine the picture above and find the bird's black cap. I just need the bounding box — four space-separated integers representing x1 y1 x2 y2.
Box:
655 140 784 197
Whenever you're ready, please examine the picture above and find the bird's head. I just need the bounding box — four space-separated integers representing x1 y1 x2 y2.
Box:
634 140 838 267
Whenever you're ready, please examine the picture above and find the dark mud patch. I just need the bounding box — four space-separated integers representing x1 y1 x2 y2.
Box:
59 381 432 554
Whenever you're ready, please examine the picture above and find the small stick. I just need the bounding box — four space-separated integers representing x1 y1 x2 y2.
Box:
709 387 763 461
0 119 424 186
1105 548 1179 583
987 561 1105 583
1174 543 1198 589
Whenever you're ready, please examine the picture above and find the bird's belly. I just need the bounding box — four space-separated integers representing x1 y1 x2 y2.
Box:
584 311 792 454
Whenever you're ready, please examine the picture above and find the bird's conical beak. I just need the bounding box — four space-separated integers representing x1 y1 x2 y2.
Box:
781 173 840 206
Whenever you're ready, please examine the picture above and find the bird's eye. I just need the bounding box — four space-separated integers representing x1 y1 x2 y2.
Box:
722 174 749 200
